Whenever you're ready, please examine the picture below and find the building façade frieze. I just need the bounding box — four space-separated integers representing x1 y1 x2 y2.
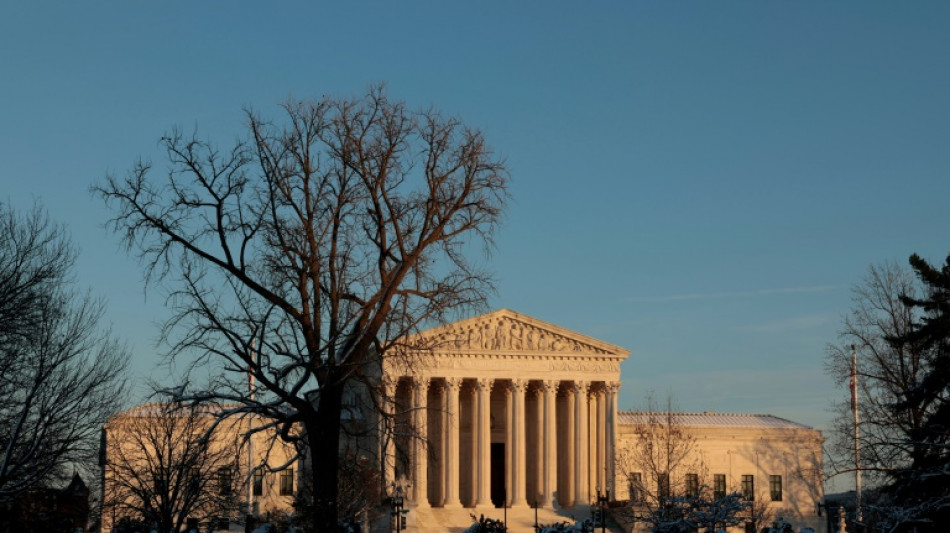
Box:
383 308 630 380
385 352 623 380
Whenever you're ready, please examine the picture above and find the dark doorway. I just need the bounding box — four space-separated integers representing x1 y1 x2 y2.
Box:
490 443 506 507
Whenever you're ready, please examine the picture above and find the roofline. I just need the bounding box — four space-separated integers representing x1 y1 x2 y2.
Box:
619 410 816 430
411 308 631 358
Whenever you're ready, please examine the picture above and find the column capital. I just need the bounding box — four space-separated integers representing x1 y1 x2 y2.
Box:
570 380 590 395
507 378 527 393
475 377 493 392
409 375 431 392
605 381 621 395
539 380 559 394
444 377 462 391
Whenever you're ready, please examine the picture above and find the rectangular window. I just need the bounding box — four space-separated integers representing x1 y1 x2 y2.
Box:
280 468 294 496
685 473 699 498
769 475 782 502
658 472 670 500
741 474 754 501
713 474 726 500
218 467 232 496
628 472 643 502
188 468 200 494
253 472 264 496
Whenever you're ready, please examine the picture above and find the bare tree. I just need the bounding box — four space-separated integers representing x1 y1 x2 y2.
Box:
745 496 777 533
615 396 760 533
94 86 509 531
824 261 932 486
0 202 128 500
616 396 714 533
618 396 704 512
103 402 241 533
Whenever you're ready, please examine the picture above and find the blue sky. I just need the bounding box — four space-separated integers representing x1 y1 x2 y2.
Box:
3 2 949 490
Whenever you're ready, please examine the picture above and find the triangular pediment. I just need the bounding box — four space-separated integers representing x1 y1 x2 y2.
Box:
410 308 629 358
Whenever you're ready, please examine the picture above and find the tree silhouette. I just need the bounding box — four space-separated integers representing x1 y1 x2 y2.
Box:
95 86 509 531
0 202 127 500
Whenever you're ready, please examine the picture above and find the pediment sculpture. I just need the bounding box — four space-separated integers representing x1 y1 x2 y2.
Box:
428 315 610 354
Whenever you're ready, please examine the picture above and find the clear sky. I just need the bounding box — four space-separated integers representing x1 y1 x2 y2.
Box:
3 2 949 490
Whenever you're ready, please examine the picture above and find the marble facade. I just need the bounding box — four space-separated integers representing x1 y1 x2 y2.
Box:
381 309 630 511
379 309 826 533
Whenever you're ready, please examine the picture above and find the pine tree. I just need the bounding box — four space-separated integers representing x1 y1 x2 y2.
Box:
886 253 950 519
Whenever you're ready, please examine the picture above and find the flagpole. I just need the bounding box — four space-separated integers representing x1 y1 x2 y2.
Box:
851 344 862 523
248 339 257 517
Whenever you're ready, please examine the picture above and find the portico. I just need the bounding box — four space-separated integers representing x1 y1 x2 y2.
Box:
382 309 629 511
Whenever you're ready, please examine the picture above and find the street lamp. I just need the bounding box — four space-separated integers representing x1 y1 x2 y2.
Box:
503 497 507 532
391 482 408 532
595 486 610 533
533 497 539 533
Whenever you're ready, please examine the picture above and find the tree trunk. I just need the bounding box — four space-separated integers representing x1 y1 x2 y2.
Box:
309 380 343 533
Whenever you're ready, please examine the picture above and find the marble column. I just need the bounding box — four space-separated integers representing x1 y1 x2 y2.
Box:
468 383 478 507
595 387 606 493
443 378 463 508
411 377 429 507
540 380 558 508
573 381 590 507
475 378 493 508
509 379 528 507
505 381 513 505
563 384 575 507
382 377 396 493
605 381 620 496
532 386 542 507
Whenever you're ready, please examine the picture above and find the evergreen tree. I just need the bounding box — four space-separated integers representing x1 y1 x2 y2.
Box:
886 253 950 519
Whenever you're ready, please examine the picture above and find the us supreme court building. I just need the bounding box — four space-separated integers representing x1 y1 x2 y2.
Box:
375 309 826 532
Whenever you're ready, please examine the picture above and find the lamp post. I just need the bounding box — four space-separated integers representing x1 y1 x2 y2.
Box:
391 482 408 532
534 497 539 533
503 498 507 532
595 486 609 533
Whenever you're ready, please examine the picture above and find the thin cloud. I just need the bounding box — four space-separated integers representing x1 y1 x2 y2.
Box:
735 313 836 333
755 285 841 295
625 291 744 303
625 285 841 303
